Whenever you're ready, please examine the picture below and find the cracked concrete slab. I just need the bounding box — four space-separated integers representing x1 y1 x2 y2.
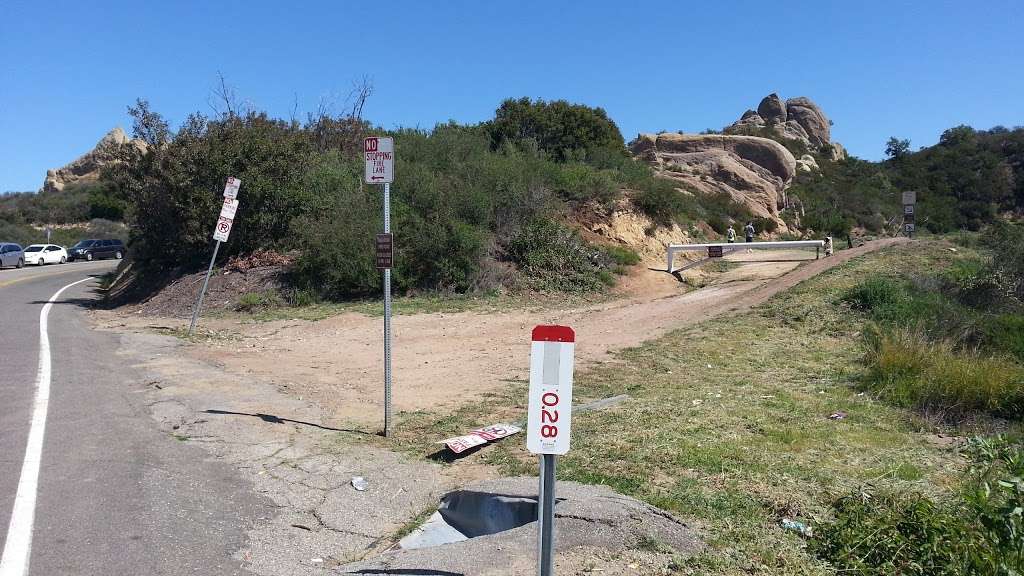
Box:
337 477 703 575
103 326 457 576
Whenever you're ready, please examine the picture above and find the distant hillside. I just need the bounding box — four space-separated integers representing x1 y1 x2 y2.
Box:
787 125 1024 235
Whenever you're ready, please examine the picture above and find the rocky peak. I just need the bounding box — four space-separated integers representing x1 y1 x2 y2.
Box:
42 127 147 193
725 93 845 160
757 93 787 124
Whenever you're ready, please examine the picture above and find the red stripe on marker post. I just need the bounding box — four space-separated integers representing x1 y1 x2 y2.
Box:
531 325 575 343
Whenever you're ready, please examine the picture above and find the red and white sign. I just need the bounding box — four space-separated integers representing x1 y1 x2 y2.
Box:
440 423 522 454
527 325 575 455
364 136 394 184
220 198 240 220
223 176 241 199
213 216 234 242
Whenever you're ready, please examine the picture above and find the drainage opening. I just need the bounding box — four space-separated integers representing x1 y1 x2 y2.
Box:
399 490 548 549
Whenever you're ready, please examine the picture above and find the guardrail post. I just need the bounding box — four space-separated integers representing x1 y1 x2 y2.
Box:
666 247 674 273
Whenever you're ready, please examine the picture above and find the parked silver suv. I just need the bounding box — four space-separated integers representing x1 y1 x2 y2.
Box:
0 243 25 269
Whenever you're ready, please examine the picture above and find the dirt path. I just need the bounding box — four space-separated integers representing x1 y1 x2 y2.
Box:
103 238 907 427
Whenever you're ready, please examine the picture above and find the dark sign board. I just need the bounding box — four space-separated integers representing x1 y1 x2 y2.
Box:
707 245 724 258
376 233 393 269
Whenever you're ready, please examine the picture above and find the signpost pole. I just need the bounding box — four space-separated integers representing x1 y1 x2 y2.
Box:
188 177 241 337
383 181 393 437
188 240 221 336
537 453 556 576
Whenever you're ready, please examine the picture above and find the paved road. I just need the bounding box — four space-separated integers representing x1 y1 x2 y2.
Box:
0 262 267 575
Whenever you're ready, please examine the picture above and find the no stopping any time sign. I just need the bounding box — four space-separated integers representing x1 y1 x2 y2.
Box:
527 325 575 455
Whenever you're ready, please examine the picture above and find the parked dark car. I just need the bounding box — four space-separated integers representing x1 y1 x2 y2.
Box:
69 239 126 262
0 242 25 269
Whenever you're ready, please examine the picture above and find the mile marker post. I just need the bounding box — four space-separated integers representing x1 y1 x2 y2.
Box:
188 177 241 336
365 136 395 436
527 325 575 576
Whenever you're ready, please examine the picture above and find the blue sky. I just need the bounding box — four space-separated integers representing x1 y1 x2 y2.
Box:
2 0 1022 192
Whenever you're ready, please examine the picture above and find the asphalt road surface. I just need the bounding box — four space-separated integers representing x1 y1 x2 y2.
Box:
0 261 266 575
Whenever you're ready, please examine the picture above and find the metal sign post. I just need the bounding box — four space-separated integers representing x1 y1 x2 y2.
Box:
365 137 395 437
901 191 917 239
527 325 575 576
188 178 241 336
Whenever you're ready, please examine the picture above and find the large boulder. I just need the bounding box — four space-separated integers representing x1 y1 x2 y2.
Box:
645 133 796 182
757 93 787 124
630 133 797 220
42 127 147 192
726 93 843 158
785 96 831 148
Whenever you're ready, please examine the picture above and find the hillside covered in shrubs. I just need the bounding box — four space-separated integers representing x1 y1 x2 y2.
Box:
787 125 1024 237
8 90 1019 303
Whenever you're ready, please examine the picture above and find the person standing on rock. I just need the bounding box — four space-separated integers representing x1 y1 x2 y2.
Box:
744 222 755 243
726 225 736 243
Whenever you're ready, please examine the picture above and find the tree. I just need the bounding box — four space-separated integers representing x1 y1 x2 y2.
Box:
485 97 626 162
127 99 170 147
885 137 911 160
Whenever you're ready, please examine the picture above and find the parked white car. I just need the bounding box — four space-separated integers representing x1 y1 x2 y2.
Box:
23 244 68 265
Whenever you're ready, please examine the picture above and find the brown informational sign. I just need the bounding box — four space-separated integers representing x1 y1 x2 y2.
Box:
375 233 394 269
707 246 724 258
904 213 915 224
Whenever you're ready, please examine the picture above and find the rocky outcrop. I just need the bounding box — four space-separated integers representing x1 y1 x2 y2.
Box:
796 154 819 173
725 93 846 161
631 133 796 220
785 97 830 148
757 93 787 124
42 127 147 192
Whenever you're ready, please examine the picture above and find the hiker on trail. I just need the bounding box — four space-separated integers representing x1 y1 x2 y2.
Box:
824 236 834 256
726 225 736 243
744 222 755 243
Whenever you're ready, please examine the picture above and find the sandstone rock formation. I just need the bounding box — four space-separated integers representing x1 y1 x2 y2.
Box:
725 93 846 161
42 127 147 192
631 133 796 220
756 93 787 124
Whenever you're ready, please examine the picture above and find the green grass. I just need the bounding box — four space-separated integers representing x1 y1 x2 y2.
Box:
374 241 993 574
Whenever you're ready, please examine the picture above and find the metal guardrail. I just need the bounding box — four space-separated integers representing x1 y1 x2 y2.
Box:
666 240 826 272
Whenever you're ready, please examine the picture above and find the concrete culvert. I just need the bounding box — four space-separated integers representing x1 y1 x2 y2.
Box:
346 477 703 575
438 490 540 538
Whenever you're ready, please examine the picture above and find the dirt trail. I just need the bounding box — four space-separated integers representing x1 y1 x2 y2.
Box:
107 238 907 427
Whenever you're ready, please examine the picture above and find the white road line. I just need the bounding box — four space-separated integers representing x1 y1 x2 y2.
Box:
0 276 93 576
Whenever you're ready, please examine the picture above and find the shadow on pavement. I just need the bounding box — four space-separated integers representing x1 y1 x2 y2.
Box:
202 409 374 436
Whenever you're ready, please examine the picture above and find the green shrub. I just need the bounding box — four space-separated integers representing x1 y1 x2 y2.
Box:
706 214 728 235
552 163 620 205
634 185 696 227
843 277 908 313
751 216 779 234
812 490 975 575
983 314 1024 362
861 325 1024 418
485 97 626 162
602 245 640 267
814 437 1024 575
235 291 283 312
506 219 611 292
